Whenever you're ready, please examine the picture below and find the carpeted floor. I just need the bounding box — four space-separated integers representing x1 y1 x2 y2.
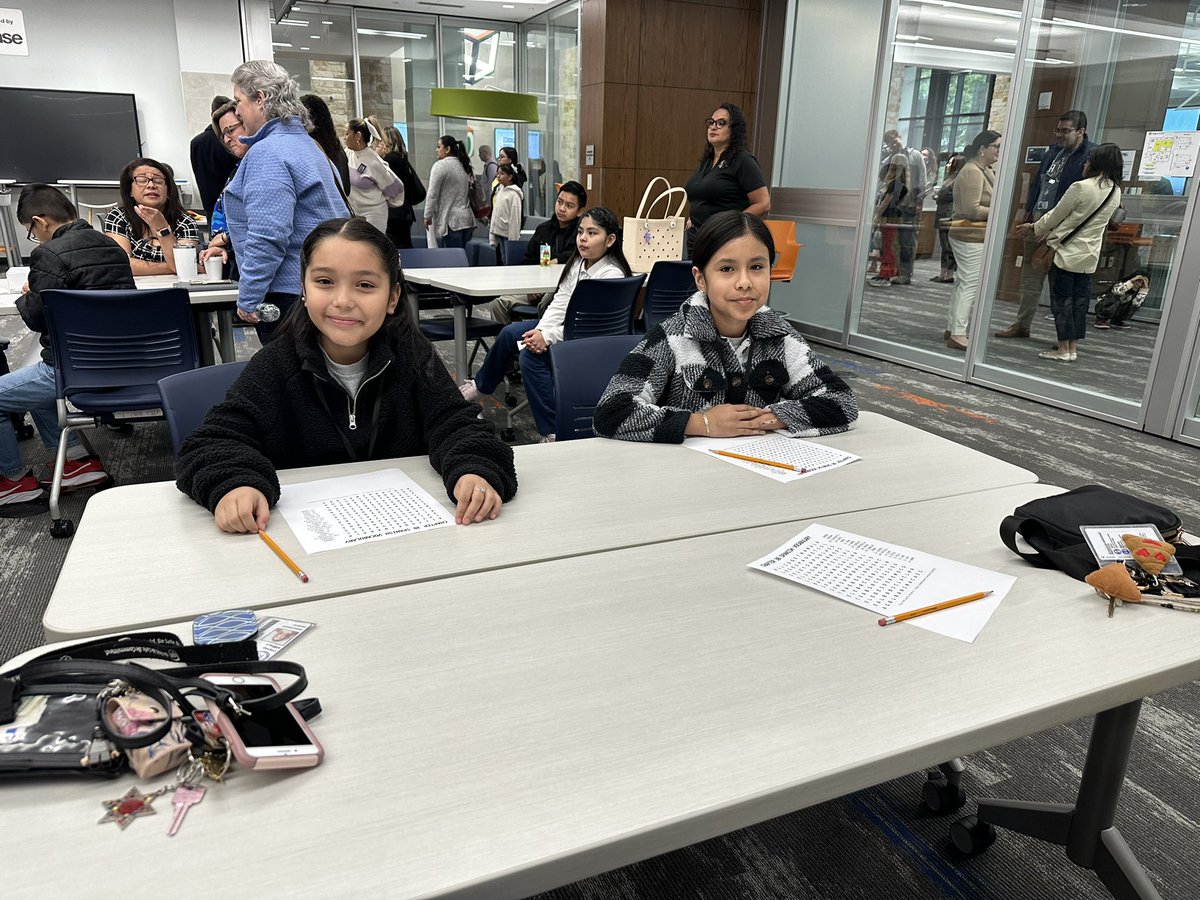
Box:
2 300 1199 899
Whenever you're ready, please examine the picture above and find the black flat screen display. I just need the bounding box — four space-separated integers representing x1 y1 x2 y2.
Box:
0 87 141 182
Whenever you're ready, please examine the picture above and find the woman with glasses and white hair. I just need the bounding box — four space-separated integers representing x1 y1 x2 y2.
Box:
223 59 348 343
104 158 198 276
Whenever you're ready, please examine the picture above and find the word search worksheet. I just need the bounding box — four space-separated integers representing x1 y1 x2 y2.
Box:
686 433 859 483
276 468 455 554
749 524 1015 642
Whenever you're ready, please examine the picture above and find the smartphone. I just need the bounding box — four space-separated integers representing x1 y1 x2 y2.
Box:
200 674 323 769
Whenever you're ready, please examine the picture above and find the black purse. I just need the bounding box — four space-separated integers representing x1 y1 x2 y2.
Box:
1001 485 1198 582
0 632 309 779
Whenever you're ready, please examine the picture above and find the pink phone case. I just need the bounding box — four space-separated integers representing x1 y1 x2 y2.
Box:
202 675 323 769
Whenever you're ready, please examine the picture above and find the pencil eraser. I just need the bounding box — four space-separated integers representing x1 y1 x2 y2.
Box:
299 573 310 583
877 617 888 627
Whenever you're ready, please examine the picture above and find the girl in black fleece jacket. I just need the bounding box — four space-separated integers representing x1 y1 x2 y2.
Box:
177 217 517 532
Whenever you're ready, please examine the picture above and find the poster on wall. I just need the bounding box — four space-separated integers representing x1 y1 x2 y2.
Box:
1121 150 1136 182
0 8 28 56
1138 131 1200 179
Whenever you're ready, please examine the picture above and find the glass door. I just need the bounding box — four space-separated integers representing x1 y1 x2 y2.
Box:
973 0 1200 425
849 0 1024 370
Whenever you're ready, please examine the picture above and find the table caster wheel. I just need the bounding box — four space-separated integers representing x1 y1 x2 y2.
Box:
950 815 996 856
501 428 515 442
504 394 518 408
17 422 35 440
50 518 75 539
922 771 966 814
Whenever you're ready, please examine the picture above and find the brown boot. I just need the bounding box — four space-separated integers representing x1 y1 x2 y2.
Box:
994 323 1030 338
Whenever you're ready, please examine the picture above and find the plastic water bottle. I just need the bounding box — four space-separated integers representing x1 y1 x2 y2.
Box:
258 302 281 323
539 243 551 267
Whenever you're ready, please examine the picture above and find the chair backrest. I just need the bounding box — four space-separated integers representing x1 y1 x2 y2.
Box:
42 288 200 397
398 247 469 269
550 334 643 441
643 260 696 332
503 238 530 266
764 219 802 282
562 274 646 340
158 361 249 455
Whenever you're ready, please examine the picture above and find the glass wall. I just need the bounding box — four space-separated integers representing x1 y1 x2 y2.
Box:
773 0 1200 440
973 0 1200 424
439 19 518 192
266 2 579 215
355 12 438 186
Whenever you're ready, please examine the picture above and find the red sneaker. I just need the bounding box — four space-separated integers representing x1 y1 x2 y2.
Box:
38 456 109 491
0 471 45 505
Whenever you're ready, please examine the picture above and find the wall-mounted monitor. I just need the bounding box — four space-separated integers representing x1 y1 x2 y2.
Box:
0 87 141 183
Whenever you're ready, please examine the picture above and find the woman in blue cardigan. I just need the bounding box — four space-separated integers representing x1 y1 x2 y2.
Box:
224 60 348 342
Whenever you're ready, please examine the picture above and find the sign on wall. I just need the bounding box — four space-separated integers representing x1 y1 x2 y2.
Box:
0 8 28 56
1138 131 1200 179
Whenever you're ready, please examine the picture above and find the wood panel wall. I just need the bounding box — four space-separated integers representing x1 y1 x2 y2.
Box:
579 0 763 220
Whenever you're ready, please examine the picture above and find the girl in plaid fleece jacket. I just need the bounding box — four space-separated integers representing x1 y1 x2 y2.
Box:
594 211 857 443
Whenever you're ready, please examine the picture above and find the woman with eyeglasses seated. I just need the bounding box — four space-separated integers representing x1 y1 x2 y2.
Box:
104 158 199 276
683 102 771 256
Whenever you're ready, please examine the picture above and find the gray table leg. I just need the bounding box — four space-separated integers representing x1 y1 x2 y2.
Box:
972 698 1163 900
215 310 236 363
453 301 468 380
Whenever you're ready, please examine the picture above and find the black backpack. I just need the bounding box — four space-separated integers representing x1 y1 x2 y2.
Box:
1000 485 1198 581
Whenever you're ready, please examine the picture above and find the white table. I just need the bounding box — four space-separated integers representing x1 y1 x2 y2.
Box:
44 413 1036 640
0 275 239 364
9 485 1197 898
404 265 563 379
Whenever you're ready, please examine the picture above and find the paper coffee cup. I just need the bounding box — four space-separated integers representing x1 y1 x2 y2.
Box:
173 242 198 280
204 256 223 280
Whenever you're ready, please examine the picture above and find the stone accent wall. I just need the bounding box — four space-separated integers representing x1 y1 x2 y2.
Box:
309 59 353 129
361 57 394 124
989 75 1011 134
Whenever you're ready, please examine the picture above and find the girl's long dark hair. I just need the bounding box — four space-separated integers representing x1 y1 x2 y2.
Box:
700 102 748 168
280 217 417 350
555 206 632 289
1088 142 1125 186
117 158 186 240
301 94 345 169
440 135 473 176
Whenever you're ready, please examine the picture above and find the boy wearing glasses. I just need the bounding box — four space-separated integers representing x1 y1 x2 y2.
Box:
0 185 133 506
995 109 1096 339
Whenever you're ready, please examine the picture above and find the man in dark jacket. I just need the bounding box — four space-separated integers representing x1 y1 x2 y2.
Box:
995 109 1097 338
0 185 134 505
190 95 238 225
480 181 586 323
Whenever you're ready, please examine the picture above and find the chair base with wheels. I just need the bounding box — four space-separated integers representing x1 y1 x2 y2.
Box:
0 337 37 440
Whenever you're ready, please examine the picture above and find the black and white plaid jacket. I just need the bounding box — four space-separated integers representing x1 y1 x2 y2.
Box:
594 292 858 443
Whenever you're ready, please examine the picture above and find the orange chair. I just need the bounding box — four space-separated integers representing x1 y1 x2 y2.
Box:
764 219 803 282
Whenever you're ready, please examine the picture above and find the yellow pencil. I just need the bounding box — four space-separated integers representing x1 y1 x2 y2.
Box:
878 591 992 626
710 449 804 473
259 530 309 583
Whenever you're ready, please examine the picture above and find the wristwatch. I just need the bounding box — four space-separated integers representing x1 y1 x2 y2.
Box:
156 226 172 237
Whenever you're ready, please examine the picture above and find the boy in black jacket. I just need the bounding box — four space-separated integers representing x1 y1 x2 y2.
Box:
0 185 135 505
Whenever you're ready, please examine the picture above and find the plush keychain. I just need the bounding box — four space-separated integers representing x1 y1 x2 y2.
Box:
1120 534 1176 575
1085 563 1141 618
1085 534 1200 616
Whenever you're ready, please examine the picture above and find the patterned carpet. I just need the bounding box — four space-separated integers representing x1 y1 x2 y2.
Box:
3 299 1199 900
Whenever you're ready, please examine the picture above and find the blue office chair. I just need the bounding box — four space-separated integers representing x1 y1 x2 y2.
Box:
641 260 695 332
466 238 497 267
157 361 249 456
400 246 501 378
503 239 530 266
501 273 646 441
42 287 200 537
550 335 643 441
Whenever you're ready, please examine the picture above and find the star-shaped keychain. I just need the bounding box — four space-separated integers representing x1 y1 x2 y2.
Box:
98 787 158 829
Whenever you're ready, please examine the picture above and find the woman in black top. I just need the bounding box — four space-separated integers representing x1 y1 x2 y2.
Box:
684 102 771 255
379 125 426 250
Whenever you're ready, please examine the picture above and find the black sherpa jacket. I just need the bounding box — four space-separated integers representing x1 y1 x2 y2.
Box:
176 322 518 512
17 220 136 364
